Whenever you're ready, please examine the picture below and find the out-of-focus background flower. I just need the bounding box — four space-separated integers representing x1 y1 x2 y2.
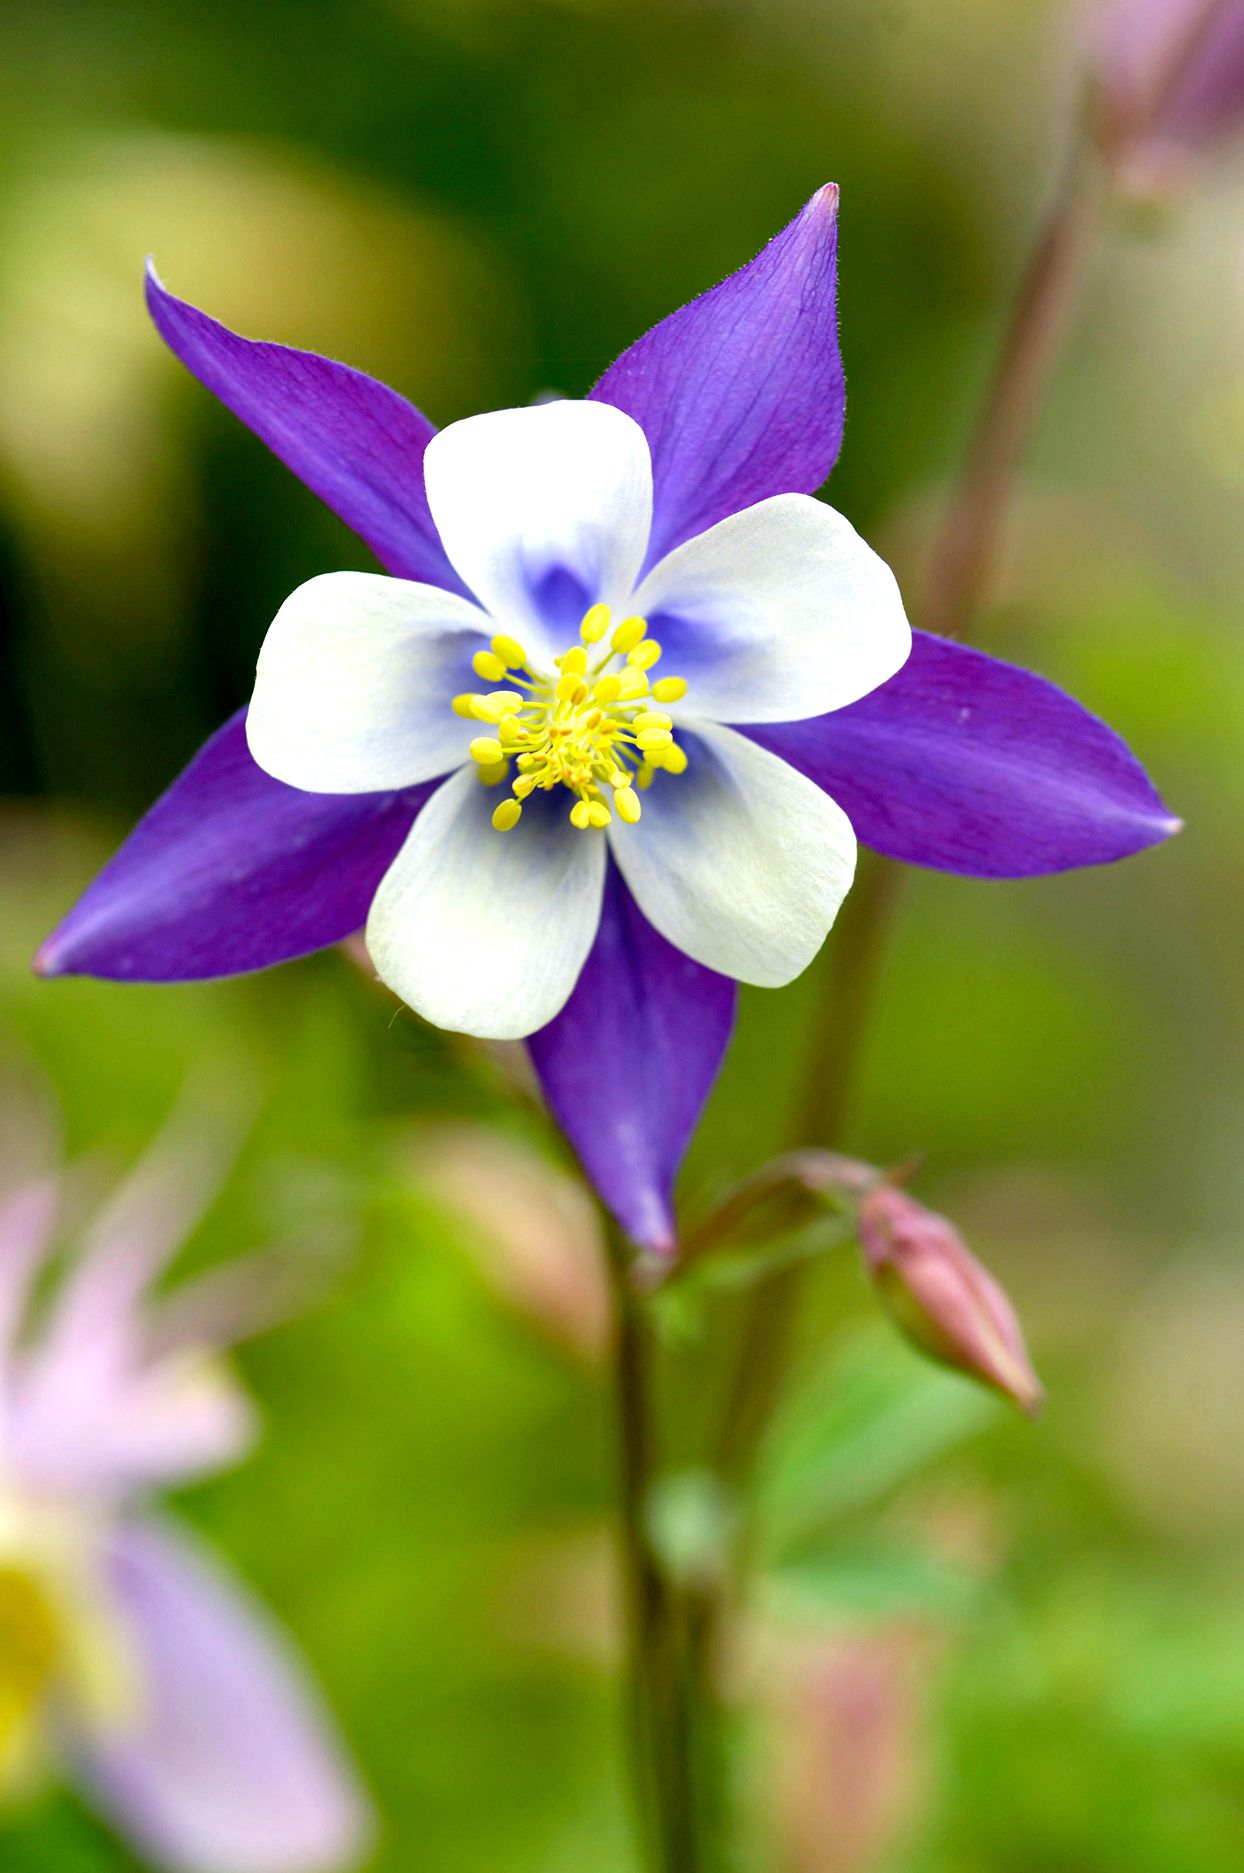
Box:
0 0 1241 1867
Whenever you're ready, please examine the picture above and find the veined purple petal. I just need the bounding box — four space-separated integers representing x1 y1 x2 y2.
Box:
744 631 1179 878
71 1515 371 1873
528 866 736 1255
146 265 466 593
591 187 844 572
35 712 434 982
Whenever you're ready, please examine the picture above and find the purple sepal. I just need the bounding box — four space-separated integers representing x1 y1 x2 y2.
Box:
745 630 1180 878
36 712 433 982
146 264 467 593
528 866 736 1256
591 186 844 572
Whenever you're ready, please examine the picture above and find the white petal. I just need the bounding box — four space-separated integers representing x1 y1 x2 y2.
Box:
422 402 653 642
608 720 856 986
365 769 606 1039
246 572 491 793
632 494 911 724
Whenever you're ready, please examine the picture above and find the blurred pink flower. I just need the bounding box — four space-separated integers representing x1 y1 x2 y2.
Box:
1093 0 1244 188
763 1627 928 1873
0 1122 371 1871
409 1123 608 1362
858 1185 1043 1415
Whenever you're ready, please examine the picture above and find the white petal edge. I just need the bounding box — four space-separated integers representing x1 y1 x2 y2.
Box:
246 571 492 793
632 494 911 724
607 719 857 986
422 402 654 643
365 767 607 1039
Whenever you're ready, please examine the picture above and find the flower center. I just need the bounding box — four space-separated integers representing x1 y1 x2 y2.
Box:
0 1564 59 1764
451 604 689 832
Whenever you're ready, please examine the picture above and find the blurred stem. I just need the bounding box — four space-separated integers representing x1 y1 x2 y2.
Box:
707 120 1107 1591
921 138 1102 642
606 1229 700 1873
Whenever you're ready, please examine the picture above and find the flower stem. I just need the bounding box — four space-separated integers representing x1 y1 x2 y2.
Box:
921 138 1102 644
606 1230 700 1872
706 110 1107 1642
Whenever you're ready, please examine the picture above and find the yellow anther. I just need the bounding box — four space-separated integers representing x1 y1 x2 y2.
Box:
633 711 672 732
580 603 611 644
472 650 507 683
636 763 655 790
498 717 527 748
636 728 673 751
516 753 539 771
560 646 588 676
513 774 539 798
469 736 504 766
473 689 523 723
490 634 527 668
587 800 612 828
627 639 662 671
476 759 509 785
661 744 688 776
594 674 623 705
614 786 641 824
651 676 687 703
555 672 582 702
452 692 480 719
617 669 649 701
569 800 592 830
492 799 523 831
611 615 647 654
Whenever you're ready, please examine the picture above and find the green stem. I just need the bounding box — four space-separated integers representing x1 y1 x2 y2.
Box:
606 1234 699 1872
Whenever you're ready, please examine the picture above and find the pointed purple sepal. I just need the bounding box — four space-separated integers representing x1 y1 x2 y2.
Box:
36 712 434 982
592 187 844 572
746 630 1180 877
146 264 467 593
528 866 736 1256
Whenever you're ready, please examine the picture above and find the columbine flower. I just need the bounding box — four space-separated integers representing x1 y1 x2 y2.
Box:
1093 0 1244 189
0 1128 369 1870
36 187 1178 1254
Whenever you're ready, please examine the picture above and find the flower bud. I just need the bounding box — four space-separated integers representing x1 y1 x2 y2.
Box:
1092 1 1244 194
858 1186 1043 1415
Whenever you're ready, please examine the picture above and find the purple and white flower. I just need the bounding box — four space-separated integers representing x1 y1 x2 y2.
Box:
0 1127 370 1871
36 187 1178 1254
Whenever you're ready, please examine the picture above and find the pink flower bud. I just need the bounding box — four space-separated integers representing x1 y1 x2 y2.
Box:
1093 1 1244 190
858 1186 1043 1415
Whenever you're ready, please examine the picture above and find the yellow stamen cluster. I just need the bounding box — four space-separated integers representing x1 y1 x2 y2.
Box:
0 1565 59 1762
453 606 689 832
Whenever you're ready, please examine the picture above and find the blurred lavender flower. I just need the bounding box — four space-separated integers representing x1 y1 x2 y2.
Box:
858 1185 1043 1415
0 1126 370 1871
1093 0 1244 189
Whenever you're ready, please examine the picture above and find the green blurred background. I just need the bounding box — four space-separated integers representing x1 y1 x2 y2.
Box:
1 0 1242 1867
